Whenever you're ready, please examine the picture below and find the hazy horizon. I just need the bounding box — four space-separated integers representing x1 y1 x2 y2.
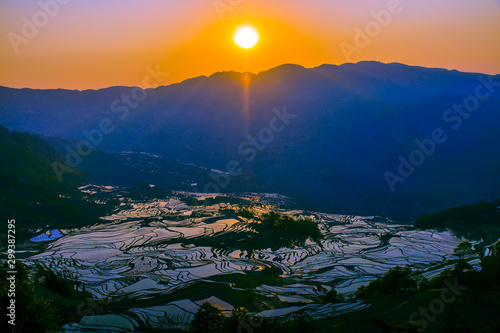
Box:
1 60 499 91
1 0 499 89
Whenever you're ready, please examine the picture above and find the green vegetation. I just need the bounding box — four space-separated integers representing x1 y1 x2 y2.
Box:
261 265 283 277
0 262 106 332
181 210 323 251
415 199 500 241
239 208 255 219
37 267 84 300
355 241 500 301
312 287 500 332
191 303 314 333
0 262 61 332
2 127 498 332
260 212 323 240
190 302 224 333
454 241 475 259
322 288 345 304
315 240 500 332
355 266 424 299
247 212 323 250
0 126 113 240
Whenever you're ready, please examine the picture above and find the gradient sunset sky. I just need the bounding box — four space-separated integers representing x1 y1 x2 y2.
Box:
1 0 499 90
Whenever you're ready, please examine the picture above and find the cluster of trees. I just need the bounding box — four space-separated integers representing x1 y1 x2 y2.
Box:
432 241 500 293
355 241 500 300
0 262 102 332
453 241 476 259
322 288 345 304
415 200 500 241
243 211 324 250
260 212 323 241
239 208 254 219
189 209 325 252
37 267 84 299
416 200 500 228
190 303 313 333
355 266 426 299
0 262 61 332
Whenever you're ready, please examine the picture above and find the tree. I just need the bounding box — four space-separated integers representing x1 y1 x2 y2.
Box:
356 266 422 299
239 209 254 219
190 302 224 333
0 262 61 332
220 307 262 333
323 289 345 304
453 261 472 275
454 242 474 259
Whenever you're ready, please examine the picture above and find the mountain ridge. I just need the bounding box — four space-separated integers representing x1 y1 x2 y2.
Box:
2 61 498 92
1 62 499 219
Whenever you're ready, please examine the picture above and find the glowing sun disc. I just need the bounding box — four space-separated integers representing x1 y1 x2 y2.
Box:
234 26 259 49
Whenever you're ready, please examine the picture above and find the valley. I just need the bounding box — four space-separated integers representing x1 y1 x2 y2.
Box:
17 185 486 332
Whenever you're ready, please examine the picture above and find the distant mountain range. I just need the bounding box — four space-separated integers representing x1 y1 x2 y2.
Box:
1 61 499 219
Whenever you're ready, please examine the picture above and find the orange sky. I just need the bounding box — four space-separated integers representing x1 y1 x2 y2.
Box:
1 0 499 89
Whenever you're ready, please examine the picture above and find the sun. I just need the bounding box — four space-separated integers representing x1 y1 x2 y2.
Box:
233 26 259 49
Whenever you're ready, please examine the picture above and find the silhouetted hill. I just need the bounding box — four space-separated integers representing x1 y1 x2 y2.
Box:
1 62 499 219
0 125 81 200
0 126 90 235
415 199 500 241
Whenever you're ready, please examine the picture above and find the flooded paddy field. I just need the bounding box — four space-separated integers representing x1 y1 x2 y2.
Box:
20 185 479 332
